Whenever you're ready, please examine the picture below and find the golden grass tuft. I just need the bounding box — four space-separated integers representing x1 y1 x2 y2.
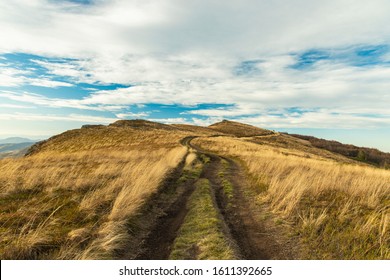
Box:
184 152 197 167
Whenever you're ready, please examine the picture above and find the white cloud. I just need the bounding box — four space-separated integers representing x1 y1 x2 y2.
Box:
28 78 73 88
185 107 251 118
2 0 390 58
237 110 390 129
149 117 188 124
0 0 390 134
191 117 222 127
0 91 91 110
31 59 80 76
187 107 390 130
0 103 34 109
0 65 74 88
0 90 122 111
2 54 390 130
116 112 150 119
0 68 30 87
0 112 117 123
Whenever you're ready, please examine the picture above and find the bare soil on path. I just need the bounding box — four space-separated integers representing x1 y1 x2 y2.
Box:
135 136 294 259
188 139 292 259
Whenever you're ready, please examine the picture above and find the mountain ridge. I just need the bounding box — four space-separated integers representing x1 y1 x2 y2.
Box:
24 119 389 167
0 137 34 144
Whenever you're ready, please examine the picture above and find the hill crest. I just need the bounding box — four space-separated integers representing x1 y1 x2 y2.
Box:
208 120 275 137
23 119 389 167
108 119 177 130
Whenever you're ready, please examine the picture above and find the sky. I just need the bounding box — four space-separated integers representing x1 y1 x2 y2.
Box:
0 0 389 151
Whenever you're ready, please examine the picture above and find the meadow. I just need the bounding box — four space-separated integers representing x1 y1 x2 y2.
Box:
0 124 187 259
1 120 388 259
193 136 390 259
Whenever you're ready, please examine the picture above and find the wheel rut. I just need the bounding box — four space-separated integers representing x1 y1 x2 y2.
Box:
136 136 286 260
188 138 286 260
134 137 198 259
135 178 196 260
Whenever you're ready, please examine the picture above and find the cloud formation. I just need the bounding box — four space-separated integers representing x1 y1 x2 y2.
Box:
0 0 389 151
2 0 390 57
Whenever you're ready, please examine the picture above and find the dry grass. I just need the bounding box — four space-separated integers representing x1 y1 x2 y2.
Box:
184 152 197 167
0 126 187 259
80 147 186 259
2 119 388 260
194 136 390 259
247 133 363 164
209 120 274 137
28 125 188 154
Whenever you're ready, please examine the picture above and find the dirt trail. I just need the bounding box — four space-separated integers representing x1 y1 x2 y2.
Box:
188 138 289 260
221 158 284 259
202 155 271 259
135 180 196 259
135 137 197 260
136 136 289 260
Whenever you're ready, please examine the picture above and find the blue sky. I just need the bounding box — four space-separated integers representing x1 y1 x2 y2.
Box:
0 0 390 151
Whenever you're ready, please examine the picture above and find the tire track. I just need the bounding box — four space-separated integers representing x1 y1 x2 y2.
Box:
135 137 199 259
187 138 286 259
136 136 286 260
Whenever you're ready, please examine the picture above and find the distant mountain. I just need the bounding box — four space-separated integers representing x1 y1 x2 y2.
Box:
0 142 35 153
0 137 34 144
0 141 36 159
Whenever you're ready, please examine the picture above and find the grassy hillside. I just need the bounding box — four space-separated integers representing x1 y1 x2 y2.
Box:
246 133 361 164
0 119 388 260
288 133 390 168
0 121 189 259
194 136 390 259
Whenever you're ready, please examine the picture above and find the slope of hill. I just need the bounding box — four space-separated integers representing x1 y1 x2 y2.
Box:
26 120 183 156
288 133 390 168
1 122 189 259
209 120 275 137
246 133 360 164
0 119 389 260
193 135 390 259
